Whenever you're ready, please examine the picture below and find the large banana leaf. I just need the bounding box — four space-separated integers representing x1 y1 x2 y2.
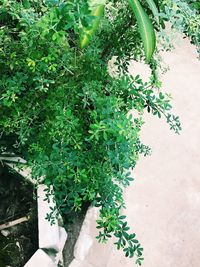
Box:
145 0 159 24
127 0 156 62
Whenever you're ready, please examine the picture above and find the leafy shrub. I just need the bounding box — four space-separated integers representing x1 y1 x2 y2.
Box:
0 0 199 264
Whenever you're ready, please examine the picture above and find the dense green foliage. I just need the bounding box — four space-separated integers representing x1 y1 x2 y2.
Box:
0 0 199 264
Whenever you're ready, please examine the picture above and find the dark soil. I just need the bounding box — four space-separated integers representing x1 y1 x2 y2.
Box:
0 165 38 267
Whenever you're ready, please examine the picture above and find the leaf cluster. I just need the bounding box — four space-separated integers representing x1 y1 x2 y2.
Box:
0 0 198 264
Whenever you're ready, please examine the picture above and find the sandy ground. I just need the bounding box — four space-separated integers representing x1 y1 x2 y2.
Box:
69 37 200 267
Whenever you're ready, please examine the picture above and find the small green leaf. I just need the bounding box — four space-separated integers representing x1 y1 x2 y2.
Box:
132 239 139 243
119 215 126 220
23 0 31 9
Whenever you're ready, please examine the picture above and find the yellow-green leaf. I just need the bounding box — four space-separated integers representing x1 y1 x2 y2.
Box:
80 4 105 49
127 0 156 62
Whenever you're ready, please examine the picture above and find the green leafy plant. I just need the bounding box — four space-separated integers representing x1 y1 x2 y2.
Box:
0 0 199 265
158 0 200 53
80 0 158 61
